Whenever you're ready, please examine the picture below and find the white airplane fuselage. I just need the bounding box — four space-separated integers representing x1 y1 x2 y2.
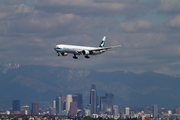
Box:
54 44 105 55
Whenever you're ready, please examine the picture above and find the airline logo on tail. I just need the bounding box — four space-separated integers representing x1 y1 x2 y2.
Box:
99 36 106 48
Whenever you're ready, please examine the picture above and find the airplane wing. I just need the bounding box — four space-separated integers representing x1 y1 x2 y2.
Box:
89 44 123 51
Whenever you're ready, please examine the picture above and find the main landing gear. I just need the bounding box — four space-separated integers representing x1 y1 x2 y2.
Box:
73 54 78 59
73 54 90 59
85 55 90 59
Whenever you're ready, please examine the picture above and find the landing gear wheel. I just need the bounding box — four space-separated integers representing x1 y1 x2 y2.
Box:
85 55 90 59
73 54 78 59
57 52 60 56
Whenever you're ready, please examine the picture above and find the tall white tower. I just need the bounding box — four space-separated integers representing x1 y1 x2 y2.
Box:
125 107 130 116
66 94 72 114
52 100 56 109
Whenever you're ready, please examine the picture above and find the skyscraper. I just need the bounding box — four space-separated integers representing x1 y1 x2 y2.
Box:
100 97 107 114
49 107 56 115
73 93 82 109
73 94 78 103
70 102 77 116
125 107 130 116
51 100 56 115
90 84 97 114
56 96 62 115
153 104 158 118
87 104 91 115
113 105 119 117
82 98 87 109
178 107 180 114
119 106 125 114
100 92 114 114
21 105 30 115
77 93 82 109
52 100 56 109
31 102 39 115
105 92 114 113
144 105 148 114
12 100 20 112
60 95 65 110
66 94 72 114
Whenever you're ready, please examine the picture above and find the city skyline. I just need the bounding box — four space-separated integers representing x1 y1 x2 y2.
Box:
1 84 180 119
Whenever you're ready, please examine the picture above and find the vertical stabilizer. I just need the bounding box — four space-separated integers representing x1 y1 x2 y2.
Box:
99 36 106 48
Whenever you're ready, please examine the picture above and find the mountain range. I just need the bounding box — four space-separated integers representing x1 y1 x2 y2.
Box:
0 63 180 109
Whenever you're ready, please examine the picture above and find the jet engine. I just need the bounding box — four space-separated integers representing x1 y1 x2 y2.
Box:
82 50 90 55
61 53 68 56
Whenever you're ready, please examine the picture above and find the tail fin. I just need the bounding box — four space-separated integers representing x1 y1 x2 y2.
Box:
99 36 106 48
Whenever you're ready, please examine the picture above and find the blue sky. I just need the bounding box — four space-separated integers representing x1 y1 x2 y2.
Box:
0 0 180 76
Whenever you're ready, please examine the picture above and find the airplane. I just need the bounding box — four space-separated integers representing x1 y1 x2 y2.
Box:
54 36 123 59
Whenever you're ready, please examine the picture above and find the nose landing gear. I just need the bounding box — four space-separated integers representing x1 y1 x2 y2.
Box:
57 52 60 56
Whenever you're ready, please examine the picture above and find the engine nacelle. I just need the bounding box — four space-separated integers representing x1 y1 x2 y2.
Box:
82 50 90 55
61 53 68 56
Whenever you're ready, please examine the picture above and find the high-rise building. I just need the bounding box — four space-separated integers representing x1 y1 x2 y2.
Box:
49 107 56 115
100 97 107 114
52 100 56 109
130 111 135 117
63 101 66 110
70 102 77 116
60 95 65 110
82 98 87 109
73 94 78 103
90 84 97 114
52 100 56 115
100 92 114 114
31 102 39 115
105 92 114 113
96 105 100 114
119 106 125 115
56 96 62 115
153 104 158 118
96 96 99 107
66 94 72 114
72 94 82 109
125 107 130 116
61 110 67 115
87 104 91 115
113 105 119 117
73 93 82 109
178 107 180 114
144 105 148 114
12 100 20 112
21 105 30 115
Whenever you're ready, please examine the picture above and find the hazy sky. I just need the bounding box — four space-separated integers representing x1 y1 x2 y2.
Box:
0 0 180 76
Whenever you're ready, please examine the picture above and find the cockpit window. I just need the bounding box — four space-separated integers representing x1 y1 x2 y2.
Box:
54 45 61 49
